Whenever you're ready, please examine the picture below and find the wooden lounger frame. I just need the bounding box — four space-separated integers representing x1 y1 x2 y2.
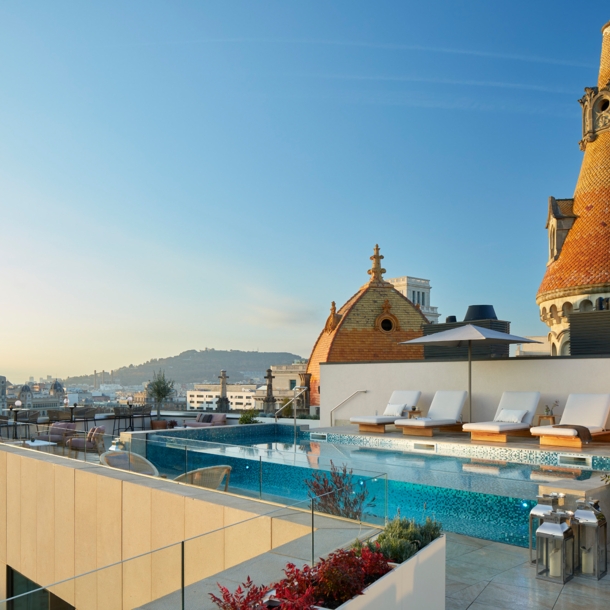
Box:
469 428 532 443
357 423 391 434
397 423 463 437
537 430 610 449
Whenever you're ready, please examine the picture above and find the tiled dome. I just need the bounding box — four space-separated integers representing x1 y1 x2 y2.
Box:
306 246 427 406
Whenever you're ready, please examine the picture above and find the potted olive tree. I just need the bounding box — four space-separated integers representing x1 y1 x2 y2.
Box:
147 370 175 430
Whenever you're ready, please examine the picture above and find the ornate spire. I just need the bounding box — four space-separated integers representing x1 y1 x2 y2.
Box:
367 244 387 284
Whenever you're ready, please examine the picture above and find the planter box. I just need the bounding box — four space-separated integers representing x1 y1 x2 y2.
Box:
325 536 445 610
265 536 445 610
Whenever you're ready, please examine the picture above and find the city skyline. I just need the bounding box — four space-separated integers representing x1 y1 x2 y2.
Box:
0 2 603 380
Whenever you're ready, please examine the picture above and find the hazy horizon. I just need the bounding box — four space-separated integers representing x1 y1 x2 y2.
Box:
1 2 603 381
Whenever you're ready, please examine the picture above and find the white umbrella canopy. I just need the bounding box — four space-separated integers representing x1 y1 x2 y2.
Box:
401 325 541 422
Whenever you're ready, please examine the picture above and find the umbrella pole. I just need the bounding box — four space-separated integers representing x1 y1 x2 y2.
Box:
468 341 472 423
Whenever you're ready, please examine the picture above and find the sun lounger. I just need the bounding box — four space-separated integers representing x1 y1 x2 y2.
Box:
394 391 467 437
462 391 540 443
350 391 421 433
530 393 610 448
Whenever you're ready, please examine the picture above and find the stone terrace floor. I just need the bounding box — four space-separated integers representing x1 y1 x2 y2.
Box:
445 531 610 610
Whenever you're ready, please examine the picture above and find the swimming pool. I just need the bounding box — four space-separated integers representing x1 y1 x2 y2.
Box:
141 424 608 548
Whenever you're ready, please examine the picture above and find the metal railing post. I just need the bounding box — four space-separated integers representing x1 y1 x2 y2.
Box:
181 540 185 610
329 390 367 427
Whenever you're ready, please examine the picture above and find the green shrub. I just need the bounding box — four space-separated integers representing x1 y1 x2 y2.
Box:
238 411 261 425
354 516 442 563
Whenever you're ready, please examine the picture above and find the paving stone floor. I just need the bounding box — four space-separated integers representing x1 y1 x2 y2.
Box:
445 531 610 610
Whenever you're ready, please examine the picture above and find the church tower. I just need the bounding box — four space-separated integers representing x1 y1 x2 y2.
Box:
537 21 610 355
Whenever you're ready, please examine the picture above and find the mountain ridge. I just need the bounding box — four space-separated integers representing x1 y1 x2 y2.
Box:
63 349 305 386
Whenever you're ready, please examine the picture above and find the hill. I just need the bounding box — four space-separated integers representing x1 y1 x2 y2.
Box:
64 349 304 387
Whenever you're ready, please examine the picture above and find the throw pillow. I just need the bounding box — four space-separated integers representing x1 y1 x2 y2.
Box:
201 414 213 423
494 409 527 423
383 404 406 417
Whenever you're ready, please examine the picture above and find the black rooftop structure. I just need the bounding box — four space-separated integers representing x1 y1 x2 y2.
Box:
423 305 510 360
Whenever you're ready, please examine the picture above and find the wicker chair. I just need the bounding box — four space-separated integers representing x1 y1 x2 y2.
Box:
174 466 231 491
73 407 97 431
133 405 152 430
100 451 159 476
112 407 130 435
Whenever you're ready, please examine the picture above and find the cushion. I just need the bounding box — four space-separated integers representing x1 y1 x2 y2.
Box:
383 404 406 417
201 414 213 423
494 409 527 424
463 421 530 433
560 394 610 428
396 417 457 428
530 424 604 437
211 413 226 424
428 391 467 421
494 392 540 425
387 391 421 408
351 416 399 425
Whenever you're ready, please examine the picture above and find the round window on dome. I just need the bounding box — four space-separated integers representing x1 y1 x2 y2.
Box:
600 99 610 112
380 318 394 332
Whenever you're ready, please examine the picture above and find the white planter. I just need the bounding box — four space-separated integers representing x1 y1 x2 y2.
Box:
323 536 446 610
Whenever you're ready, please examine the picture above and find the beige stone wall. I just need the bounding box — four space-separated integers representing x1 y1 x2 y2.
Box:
0 446 310 609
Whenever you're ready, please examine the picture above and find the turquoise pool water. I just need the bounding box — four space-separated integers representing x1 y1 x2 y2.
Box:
142 424 604 548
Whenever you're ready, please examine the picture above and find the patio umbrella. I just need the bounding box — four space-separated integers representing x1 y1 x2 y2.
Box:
401 325 541 422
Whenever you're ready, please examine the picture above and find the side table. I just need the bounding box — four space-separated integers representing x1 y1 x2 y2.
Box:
537 415 557 426
407 410 423 419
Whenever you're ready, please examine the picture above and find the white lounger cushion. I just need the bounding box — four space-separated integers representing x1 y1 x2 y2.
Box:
463 391 540 432
396 391 467 429
395 418 458 428
350 390 421 425
530 425 604 438
463 422 532 433
530 393 610 436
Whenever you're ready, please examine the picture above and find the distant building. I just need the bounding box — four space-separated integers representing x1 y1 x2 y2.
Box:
514 336 551 357
254 361 308 412
6 381 65 414
0 376 6 411
537 22 610 356
386 275 440 323
186 384 258 410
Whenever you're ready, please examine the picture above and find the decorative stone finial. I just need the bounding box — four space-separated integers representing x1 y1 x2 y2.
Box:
324 301 342 333
368 244 387 283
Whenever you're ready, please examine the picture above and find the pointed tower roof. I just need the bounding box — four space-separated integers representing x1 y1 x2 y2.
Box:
537 22 610 301
305 245 428 406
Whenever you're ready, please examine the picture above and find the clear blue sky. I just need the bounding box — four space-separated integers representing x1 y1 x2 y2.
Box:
0 2 606 381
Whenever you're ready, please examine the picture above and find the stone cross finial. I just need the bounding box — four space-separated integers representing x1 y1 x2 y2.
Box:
368 244 386 283
264 368 275 399
219 370 229 397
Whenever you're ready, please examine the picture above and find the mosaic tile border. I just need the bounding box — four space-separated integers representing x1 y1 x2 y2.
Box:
305 431 610 472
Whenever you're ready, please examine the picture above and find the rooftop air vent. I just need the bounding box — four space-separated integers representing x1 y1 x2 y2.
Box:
464 305 498 321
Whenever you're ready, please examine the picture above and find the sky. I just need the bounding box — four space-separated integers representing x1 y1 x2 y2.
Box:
0 2 606 383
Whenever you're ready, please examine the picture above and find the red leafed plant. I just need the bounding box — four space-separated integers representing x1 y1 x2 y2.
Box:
272 563 321 610
210 547 391 610
209 577 270 610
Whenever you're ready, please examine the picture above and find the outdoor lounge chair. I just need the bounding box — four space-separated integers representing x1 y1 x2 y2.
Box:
100 450 160 476
462 391 540 443
174 465 231 491
394 391 467 437
65 426 106 456
350 391 421 433
530 393 610 448
184 413 227 428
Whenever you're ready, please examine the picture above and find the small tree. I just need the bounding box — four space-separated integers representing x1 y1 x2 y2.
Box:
147 370 175 421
